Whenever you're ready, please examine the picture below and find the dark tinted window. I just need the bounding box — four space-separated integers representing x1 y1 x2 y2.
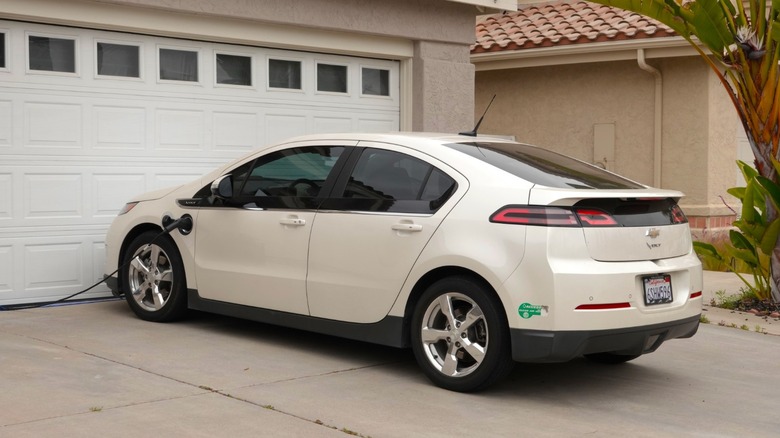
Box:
326 148 456 214
268 59 301 89
362 67 389 96
317 63 347 93
446 142 643 190
0 33 6 69
216 53 251 86
159 48 198 81
97 42 140 77
29 36 76 73
575 198 684 226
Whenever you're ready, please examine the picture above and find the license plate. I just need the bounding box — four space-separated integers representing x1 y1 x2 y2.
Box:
643 274 673 305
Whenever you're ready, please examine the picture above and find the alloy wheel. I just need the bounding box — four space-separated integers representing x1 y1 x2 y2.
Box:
419 292 489 378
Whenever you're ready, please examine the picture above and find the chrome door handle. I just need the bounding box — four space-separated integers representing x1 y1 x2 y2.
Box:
280 218 306 226
392 223 423 232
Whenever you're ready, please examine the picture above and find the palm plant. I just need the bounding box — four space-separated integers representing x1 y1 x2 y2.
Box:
588 0 780 301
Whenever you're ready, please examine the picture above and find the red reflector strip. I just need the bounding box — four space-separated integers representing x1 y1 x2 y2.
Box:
490 206 579 226
690 291 702 299
575 302 631 310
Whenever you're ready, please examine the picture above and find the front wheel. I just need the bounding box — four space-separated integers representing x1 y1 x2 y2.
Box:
411 276 514 392
122 231 188 322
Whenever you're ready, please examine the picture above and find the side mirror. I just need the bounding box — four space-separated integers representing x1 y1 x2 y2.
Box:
211 175 233 199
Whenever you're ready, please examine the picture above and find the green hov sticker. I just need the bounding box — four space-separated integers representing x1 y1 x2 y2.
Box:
518 303 548 319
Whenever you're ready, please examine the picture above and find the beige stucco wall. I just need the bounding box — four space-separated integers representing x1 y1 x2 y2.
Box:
95 0 478 45
475 56 740 217
413 41 475 132
475 60 657 182
1 0 479 132
656 57 739 217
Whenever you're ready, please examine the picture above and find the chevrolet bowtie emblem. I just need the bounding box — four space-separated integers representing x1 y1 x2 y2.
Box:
646 228 661 238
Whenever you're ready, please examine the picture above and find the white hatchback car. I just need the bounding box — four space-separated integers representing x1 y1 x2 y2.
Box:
104 132 702 392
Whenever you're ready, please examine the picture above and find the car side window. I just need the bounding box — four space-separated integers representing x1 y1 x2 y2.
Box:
327 148 456 214
229 146 344 209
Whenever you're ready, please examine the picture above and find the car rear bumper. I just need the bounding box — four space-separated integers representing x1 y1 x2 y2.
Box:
509 314 700 363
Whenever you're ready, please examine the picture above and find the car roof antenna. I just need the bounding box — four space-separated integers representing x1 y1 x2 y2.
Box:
459 94 496 137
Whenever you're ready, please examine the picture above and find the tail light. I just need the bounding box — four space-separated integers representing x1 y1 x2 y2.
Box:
491 199 688 227
490 205 617 227
574 208 618 226
670 204 688 224
490 206 579 226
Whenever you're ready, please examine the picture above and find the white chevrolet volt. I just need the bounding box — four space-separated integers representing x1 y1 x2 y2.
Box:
104 132 702 392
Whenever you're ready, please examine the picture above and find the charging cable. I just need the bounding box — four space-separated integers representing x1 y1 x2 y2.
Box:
0 214 193 311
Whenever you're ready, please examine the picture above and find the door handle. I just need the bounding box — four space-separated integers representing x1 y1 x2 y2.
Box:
392 223 423 232
280 217 306 226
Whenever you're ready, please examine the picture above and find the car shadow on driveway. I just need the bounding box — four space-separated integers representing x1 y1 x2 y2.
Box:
104 300 682 398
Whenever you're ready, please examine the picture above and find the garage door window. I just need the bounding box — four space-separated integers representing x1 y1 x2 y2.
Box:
0 32 6 69
317 63 347 93
216 53 251 86
268 59 301 89
28 35 76 73
361 67 389 96
159 48 198 82
97 42 140 78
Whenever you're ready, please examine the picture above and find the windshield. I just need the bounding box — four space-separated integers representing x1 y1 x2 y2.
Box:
446 142 644 190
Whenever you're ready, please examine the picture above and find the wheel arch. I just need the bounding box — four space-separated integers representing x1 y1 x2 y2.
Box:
401 266 507 346
116 223 164 294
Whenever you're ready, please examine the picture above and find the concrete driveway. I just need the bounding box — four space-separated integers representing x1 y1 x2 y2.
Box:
2 298 779 438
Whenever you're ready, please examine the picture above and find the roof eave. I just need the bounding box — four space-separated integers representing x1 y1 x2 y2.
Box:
471 36 701 70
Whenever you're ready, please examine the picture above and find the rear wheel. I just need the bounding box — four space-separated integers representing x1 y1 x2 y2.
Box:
122 231 188 322
411 276 514 392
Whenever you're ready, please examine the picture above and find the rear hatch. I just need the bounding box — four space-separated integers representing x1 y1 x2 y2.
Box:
575 196 690 261
446 140 692 263
527 189 691 262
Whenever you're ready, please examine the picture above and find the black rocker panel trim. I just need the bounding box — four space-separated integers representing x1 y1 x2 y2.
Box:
187 289 408 348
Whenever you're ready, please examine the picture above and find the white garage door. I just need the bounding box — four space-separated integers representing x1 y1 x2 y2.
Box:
0 20 400 305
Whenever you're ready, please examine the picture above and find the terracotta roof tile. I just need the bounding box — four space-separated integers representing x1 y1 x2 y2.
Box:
473 0 676 53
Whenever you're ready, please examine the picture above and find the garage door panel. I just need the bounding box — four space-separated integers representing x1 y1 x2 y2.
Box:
0 245 12 293
94 105 146 149
156 108 205 150
152 173 204 191
213 111 258 152
93 173 146 217
0 100 11 146
314 116 352 133
0 173 10 219
24 242 83 291
358 118 398 132
24 102 82 147
24 173 82 219
265 113 307 144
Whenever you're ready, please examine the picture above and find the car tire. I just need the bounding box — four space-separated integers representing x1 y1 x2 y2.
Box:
411 276 514 392
584 352 641 364
122 231 188 322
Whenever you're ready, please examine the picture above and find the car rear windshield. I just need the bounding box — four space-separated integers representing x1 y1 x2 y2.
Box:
445 142 644 189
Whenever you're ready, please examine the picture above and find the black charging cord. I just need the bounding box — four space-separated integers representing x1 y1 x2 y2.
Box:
0 215 192 312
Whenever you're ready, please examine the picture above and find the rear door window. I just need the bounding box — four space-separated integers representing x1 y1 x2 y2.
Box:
325 148 456 214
